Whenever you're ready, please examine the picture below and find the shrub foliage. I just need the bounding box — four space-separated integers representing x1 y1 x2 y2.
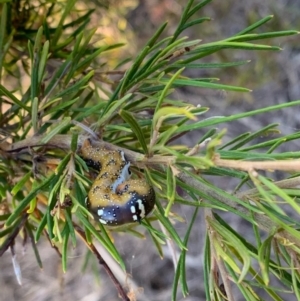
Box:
0 1 300 300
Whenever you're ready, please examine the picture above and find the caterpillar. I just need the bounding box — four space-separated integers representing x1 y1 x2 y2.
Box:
80 139 155 226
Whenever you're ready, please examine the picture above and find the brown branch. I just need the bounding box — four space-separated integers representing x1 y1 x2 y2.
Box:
0 134 175 168
44 229 62 258
237 176 300 199
0 213 28 257
73 224 130 301
0 134 76 153
214 156 300 172
4 134 300 172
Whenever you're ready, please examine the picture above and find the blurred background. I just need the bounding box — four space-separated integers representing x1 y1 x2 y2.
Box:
1 0 300 300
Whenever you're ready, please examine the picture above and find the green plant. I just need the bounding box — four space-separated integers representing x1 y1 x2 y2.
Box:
1 0 300 300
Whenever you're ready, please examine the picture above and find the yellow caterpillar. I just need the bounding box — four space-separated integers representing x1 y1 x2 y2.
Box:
80 139 155 226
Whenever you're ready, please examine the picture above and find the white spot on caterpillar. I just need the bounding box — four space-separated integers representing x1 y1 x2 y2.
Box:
137 199 145 218
132 215 138 221
99 218 107 224
130 205 136 213
98 209 104 216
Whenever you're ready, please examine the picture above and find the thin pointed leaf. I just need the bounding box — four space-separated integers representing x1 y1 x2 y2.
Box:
119 109 148 154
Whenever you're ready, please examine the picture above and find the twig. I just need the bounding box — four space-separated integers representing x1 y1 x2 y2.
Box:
0 134 175 167
73 224 130 301
96 243 150 301
0 213 28 257
5 134 300 172
214 156 300 172
237 176 300 199
205 208 235 301
186 138 211 156
158 221 178 270
44 229 62 258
